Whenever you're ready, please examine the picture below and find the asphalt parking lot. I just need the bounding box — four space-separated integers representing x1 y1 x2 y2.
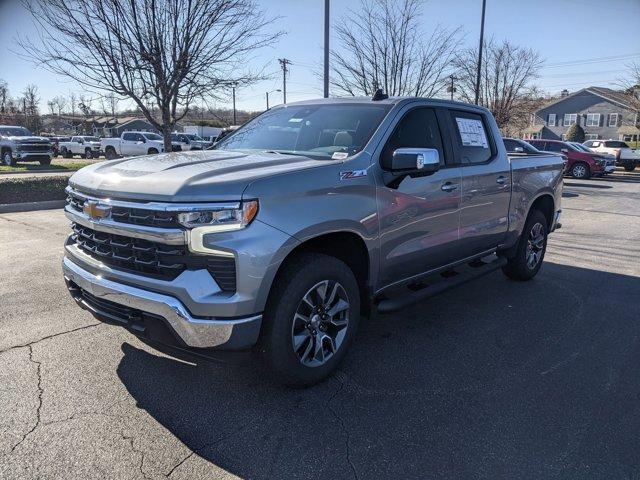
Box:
1 169 639 479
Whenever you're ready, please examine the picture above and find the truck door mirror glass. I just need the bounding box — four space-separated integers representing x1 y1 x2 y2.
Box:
391 148 440 174
514 146 524 153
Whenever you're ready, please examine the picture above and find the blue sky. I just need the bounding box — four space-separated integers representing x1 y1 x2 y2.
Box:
0 0 639 112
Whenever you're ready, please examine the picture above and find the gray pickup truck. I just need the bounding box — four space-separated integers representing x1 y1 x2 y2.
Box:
1 125 53 166
62 96 563 386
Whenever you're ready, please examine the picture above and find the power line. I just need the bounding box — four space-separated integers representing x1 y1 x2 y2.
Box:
542 53 640 69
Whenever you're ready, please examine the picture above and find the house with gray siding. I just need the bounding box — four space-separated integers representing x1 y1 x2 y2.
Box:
523 87 639 142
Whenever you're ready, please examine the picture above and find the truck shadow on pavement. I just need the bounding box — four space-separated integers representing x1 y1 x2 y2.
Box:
115 263 640 479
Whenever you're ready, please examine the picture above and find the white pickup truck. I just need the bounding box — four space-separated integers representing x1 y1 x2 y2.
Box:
101 131 165 159
59 136 102 159
583 139 640 171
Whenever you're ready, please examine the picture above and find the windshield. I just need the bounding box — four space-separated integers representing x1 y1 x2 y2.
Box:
215 103 391 159
184 134 203 141
571 143 591 152
0 127 31 137
143 133 163 141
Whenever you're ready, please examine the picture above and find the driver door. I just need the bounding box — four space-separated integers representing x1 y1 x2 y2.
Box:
376 106 462 287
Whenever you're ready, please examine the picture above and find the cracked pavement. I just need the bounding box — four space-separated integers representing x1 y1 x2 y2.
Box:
1 170 639 479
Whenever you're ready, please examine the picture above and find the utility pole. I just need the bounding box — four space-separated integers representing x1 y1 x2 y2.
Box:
231 82 238 125
448 75 458 101
278 58 291 104
323 0 330 98
266 89 281 110
474 0 487 105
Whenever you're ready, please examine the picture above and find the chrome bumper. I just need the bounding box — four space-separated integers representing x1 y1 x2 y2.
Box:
62 256 262 350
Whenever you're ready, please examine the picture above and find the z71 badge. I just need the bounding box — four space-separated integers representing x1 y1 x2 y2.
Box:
339 170 367 180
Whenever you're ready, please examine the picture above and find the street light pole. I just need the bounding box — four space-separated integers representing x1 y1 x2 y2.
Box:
231 83 238 125
266 89 281 110
323 0 330 98
474 0 487 105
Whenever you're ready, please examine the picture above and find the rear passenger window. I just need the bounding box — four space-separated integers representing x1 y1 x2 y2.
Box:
450 111 492 164
381 108 445 169
545 142 563 153
122 133 135 141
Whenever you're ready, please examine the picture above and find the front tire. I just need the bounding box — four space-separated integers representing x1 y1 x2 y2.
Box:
147 148 159 155
39 157 52 166
502 209 548 281
2 150 16 167
259 253 361 387
623 163 636 172
571 162 590 179
84 148 93 159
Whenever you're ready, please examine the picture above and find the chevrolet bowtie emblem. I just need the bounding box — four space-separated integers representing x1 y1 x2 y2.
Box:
83 200 111 220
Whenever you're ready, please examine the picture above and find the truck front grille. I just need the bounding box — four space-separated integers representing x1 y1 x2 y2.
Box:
67 192 181 229
18 143 50 152
70 222 236 291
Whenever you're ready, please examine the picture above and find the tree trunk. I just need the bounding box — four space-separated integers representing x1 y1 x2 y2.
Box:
161 110 172 153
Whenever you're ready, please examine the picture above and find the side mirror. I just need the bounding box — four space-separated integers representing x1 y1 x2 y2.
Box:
390 148 440 175
141 137 147 143
560 148 568 153
514 146 524 153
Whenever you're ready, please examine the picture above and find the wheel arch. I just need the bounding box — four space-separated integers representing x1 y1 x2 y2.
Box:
265 230 372 317
529 193 555 231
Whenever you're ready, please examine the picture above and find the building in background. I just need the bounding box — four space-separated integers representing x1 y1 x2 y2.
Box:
523 86 639 142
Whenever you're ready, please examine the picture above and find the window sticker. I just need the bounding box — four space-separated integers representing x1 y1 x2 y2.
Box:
288 118 303 123
332 152 349 160
455 117 488 148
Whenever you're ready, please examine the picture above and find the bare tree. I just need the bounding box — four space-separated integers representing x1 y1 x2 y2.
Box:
0 79 8 114
453 39 544 129
51 95 67 116
330 0 461 98
616 62 640 112
78 94 93 116
47 99 56 116
20 0 282 151
21 84 42 132
69 92 78 116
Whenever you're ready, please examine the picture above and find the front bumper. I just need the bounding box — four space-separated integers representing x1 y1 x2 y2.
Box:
63 256 262 350
15 151 53 160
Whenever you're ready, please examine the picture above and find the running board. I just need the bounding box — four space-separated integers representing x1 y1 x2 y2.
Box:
376 255 507 314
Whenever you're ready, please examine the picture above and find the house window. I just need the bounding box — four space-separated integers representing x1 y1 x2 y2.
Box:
608 113 619 127
586 113 600 127
585 134 599 140
547 114 556 126
563 113 577 126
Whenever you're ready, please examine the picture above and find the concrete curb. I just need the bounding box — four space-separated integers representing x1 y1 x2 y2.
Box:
0 200 66 214
0 169 75 175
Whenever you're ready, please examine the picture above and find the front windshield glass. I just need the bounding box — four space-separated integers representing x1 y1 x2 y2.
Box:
215 103 392 159
143 133 163 141
0 127 31 137
185 134 203 141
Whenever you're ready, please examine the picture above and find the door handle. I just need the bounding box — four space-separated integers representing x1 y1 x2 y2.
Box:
441 182 458 192
496 175 508 185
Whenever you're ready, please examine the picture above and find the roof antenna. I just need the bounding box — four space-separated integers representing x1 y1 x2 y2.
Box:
372 89 388 101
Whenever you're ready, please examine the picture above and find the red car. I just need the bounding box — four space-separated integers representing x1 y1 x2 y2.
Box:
527 139 615 179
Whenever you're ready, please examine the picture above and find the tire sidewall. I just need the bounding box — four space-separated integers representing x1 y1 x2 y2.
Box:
3 151 15 166
519 211 548 278
261 254 361 387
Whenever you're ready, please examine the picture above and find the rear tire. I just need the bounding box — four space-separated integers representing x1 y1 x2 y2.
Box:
258 253 361 387
502 209 548 281
84 148 93 159
571 162 590 179
39 157 52 166
105 147 117 160
623 163 636 172
148 148 159 155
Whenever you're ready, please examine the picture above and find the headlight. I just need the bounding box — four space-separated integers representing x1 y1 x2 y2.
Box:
183 201 259 255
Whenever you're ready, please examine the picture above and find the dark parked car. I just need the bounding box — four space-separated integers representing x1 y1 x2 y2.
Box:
504 138 568 174
527 139 615 179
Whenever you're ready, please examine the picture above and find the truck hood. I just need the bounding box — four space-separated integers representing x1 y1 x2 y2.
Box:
69 149 334 202
5 136 50 143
